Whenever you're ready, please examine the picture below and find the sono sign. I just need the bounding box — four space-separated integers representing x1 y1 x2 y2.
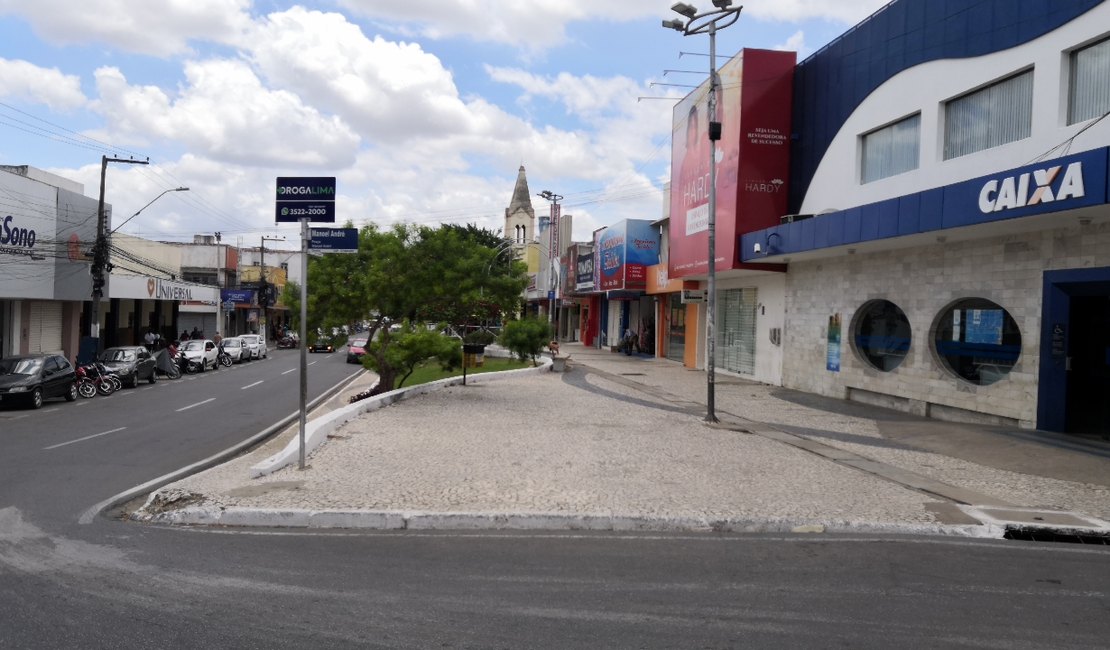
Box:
0 214 37 253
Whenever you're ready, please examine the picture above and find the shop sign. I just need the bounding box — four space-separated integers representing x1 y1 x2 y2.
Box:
275 176 336 223
221 288 254 303
680 289 705 303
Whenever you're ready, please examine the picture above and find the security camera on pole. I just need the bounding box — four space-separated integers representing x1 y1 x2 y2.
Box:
276 176 337 470
663 0 742 424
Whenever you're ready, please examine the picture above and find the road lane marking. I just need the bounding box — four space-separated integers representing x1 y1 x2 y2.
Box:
44 427 127 450
176 398 215 412
242 381 264 390
282 368 295 375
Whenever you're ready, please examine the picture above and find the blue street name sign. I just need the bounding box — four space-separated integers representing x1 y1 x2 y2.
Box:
309 227 358 252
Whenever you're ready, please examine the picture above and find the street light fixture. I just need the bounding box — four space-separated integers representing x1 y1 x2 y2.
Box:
109 187 189 236
663 1 743 424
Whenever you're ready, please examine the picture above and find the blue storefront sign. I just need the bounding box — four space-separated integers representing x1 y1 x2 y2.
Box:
221 288 254 303
741 147 1110 261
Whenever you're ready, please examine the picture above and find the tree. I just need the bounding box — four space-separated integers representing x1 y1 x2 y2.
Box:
299 222 528 394
362 321 461 388
499 317 551 366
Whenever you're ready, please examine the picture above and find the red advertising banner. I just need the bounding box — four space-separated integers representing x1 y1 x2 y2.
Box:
668 48 796 278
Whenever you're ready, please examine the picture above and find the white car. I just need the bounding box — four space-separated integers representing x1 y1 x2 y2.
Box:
239 334 267 360
178 339 219 372
220 337 247 363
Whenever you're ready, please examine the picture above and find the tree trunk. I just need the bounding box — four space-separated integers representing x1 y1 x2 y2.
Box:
370 365 398 396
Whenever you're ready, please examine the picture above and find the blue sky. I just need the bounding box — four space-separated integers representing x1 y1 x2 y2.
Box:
0 0 887 248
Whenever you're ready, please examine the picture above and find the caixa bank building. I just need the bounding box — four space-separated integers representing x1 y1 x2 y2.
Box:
708 0 1110 436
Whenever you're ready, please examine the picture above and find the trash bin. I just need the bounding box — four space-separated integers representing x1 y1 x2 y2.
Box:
462 343 486 368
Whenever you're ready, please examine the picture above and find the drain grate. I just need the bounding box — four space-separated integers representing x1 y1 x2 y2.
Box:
620 373 645 376
1003 525 1110 545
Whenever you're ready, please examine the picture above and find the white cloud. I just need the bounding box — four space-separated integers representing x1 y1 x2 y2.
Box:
89 61 360 169
245 7 487 145
0 0 253 57
0 58 86 110
774 30 807 54
743 0 888 25
338 0 885 50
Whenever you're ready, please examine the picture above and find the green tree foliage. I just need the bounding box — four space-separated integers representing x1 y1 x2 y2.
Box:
361 321 461 388
499 317 552 366
300 222 528 394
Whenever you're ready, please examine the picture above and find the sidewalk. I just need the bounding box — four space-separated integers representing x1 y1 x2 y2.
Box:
135 342 1110 536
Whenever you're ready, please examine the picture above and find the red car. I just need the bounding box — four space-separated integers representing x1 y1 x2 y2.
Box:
346 338 367 363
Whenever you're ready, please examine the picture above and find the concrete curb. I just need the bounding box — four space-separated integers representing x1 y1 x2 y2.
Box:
138 505 1000 538
249 356 553 477
79 367 365 525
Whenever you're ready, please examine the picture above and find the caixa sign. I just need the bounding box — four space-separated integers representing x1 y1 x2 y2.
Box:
978 162 1085 213
1 215 37 250
961 148 1107 220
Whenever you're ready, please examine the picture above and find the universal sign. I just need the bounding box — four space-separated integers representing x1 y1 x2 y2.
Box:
979 162 1085 214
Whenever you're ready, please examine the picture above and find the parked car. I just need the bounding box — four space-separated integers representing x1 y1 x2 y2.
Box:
178 339 219 372
0 354 78 409
220 337 247 363
346 338 367 363
98 346 157 387
239 334 267 360
309 339 335 353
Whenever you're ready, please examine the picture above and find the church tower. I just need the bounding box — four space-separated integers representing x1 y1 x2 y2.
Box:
504 165 535 246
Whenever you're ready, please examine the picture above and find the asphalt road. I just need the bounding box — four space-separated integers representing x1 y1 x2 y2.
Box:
0 347 361 531
2 345 1109 648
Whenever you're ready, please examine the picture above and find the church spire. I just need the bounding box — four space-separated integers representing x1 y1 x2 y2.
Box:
509 165 532 213
504 165 536 244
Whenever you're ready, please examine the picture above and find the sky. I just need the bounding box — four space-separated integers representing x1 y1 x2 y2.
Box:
0 0 888 251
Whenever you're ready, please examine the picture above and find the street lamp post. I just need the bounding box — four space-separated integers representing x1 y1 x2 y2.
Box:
537 190 563 337
664 1 742 424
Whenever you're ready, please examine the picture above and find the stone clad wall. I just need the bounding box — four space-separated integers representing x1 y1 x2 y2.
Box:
780 223 1110 427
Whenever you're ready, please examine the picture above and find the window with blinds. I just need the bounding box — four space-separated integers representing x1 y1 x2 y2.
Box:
861 113 920 183
943 70 1033 160
1069 36 1110 125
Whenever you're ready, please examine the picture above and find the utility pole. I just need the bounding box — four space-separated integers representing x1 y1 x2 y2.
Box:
91 155 149 348
259 236 285 335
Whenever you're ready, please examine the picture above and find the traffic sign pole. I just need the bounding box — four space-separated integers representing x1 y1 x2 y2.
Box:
299 217 309 470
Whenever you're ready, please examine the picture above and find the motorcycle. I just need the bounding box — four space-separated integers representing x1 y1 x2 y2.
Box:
154 348 180 379
277 335 299 349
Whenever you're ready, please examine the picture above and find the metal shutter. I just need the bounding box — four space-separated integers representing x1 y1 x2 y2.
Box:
28 301 63 354
717 288 757 375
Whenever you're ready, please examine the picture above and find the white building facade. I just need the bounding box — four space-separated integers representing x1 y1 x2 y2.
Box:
740 0 1110 434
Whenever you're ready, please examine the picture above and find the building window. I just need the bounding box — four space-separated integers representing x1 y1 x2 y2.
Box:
851 299 912 371
933 299 1021 386
943 70 1033 160
1069 36 1110 125
861 114 920 183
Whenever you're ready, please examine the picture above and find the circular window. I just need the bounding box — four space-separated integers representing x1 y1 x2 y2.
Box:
933 299 1021 386
852 300 912 371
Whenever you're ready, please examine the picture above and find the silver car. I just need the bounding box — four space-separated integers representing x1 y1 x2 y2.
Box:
239 334 267 360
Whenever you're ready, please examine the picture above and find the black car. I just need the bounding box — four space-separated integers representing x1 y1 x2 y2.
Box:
0 354 78 409
98 346 158 387
309 340 335 353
